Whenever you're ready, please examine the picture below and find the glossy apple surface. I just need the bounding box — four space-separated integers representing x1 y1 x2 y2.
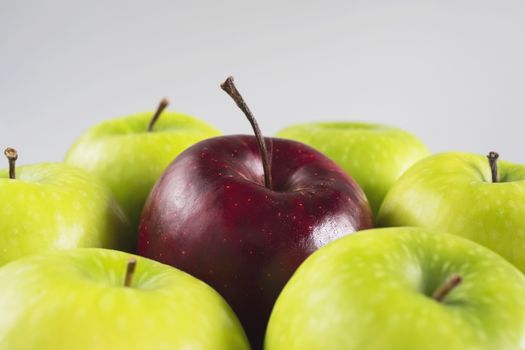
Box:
0 248 249 350
378 152 525 272
277 122 429 216
138 135 373 347
266 227 525 350
65 109 220 230
0 162 132 265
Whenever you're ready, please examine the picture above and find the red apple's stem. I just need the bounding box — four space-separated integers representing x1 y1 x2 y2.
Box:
220 76 273 190
487 151 499 183
124 258 137 287
147 98 170 132
432 273 462 302
4 148 18 180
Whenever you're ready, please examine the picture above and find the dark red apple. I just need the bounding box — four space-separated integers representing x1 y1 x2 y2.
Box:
138 77 373 348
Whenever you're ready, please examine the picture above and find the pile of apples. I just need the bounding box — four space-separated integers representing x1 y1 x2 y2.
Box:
1 76 524 350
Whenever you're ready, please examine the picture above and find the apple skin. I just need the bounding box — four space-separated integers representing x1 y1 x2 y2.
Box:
65 111 221 230
0 163 132 265
377 152 525 272
138 135 373 347
276 122 430 216
0 248 250 350
265 227 525 350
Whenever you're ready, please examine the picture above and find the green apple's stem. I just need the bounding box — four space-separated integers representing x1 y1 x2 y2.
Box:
4 148 18 179
487 151 499 183
147 98 170 132
124 258 137 287
220 76 273 190
432 273 462 302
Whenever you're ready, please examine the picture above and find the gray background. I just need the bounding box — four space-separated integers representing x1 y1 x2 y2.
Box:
1 0 524 165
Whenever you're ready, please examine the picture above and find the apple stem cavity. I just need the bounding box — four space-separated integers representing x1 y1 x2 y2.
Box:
4 147 18 179
220 76 273 189
432 273 462 302
124 258 137 287
487 151 500 183
147 98 170 132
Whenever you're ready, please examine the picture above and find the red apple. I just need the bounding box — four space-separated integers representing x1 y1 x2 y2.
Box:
138 77 373 347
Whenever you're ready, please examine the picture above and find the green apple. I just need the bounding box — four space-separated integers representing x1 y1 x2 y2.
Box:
276 122 430 216
0 248 250 350
64 99 221 230
266 227 525 350
0 148 131 265
377 152 525 272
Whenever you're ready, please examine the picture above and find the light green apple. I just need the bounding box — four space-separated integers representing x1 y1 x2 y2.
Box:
0 148 132 265
277 122 430 216
65 100 221 230
0 248 250 350
377 152 525 272
266 227 525 350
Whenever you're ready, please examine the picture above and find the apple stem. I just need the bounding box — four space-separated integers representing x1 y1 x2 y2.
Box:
487 151 499 183
124 258 137 287
220 76 273 190
432 273 462 302
147 98 170 132
4 148 18 179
